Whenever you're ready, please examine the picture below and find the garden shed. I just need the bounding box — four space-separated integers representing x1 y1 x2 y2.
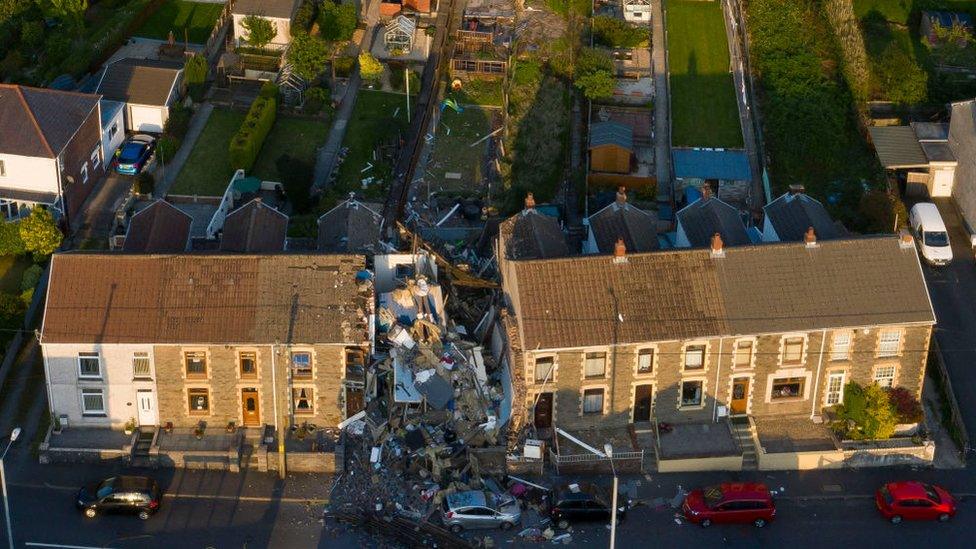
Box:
589 121 634 174
232 0 301 48
385 16 417 54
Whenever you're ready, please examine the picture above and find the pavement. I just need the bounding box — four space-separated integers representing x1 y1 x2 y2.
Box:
651 0 672 203
155 102 215 198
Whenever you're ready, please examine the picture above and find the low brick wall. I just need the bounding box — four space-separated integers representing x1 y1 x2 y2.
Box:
263 442 343 473
40 447 128 465
658 454 744 473
157 450 233 470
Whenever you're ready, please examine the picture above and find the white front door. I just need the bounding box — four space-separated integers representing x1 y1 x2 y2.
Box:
137 391 157 426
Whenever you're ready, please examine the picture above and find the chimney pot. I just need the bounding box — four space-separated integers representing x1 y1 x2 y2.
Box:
613 238 628 263
899 230 914 248
710 232 724 257
789 184 805 195
616 187 627 206
524 192 536 210
805 226 817 247
701 184 713 199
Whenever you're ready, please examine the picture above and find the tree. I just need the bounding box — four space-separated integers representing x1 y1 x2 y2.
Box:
592 16 649 48
318 0 357 42
183 54 208 101
241 14 277 48
19 207 62 258
574 48 615 100
20 19 44 50
0 220 24 256
41 0 87 36
358 52 383 83
287 34 329 80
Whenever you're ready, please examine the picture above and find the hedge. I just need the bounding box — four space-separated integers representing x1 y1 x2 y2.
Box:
229 84 279 171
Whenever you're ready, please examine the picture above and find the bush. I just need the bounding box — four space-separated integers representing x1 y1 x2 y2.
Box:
857 189 906 233
229 89 278 171
358 52 382 83
0 222 25 256
184 54 208 101
20 20 44 50
888 387 924 424
592 16 649 48
574 48 615 100
277 154 315 214
0 292 24 326
292 0 318 37
43 33 70 62
20 264 42 292
260 81 279 99
164 106 192 140
157 136 180 163
333 55 355 77
287 33 329 80
304 86 330 113
134 171 155 195
319 1 357 42
836 382 898 440
19 207 62 258
241 14 277 47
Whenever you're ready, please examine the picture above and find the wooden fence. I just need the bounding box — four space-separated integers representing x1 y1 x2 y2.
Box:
203 0 237 61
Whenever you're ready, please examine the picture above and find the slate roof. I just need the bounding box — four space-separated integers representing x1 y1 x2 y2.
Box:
220 199 288 252
763 192 842 242
672 148 751 181
676 197 750 248
589 121 633 151
510 236 934 350
122 200 192 253
868 126 928 168
588 200 658 253
42 253 372 345
233 0 301 18
317 199 384 253
0 84 100 158
498 208 569 260
96 58 183 106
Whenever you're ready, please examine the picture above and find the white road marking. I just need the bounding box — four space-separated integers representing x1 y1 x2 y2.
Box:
26 543 118 549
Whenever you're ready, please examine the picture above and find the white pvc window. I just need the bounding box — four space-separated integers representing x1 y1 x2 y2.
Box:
874 365 896 388
878 330 901 358
81 388 105 414
831 332 851 361
825 372 845 406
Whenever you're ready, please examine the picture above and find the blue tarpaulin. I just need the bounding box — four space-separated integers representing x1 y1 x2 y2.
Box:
673 148 751 181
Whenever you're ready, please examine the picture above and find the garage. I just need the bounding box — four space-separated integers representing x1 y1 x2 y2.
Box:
95 58 184 134
128 104 167 134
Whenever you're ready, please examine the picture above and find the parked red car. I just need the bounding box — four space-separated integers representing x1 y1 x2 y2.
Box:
682 482 776 528
875 481 956 523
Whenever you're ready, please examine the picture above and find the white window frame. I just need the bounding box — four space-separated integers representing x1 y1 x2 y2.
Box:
825 371 846 406
581 386 606 415
679 378 706 409
877 329 903 358
80 163 89 184
90 146 101 170
534 356 555 384
635 347 655 376
293 386 315 415
873 365 897 388
830 331 852 361
780 334 807 365
132 352 152 379
291 350 314 380
732 338 755 369
77 352 101 379
682 343 707 371
80 388 105 415
583 351 607 379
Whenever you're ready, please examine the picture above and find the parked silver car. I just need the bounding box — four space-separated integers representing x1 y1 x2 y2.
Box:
441 490 521 532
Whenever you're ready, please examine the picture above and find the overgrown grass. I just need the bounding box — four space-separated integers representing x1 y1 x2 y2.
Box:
171 108 245 196
666 0 743 148
747 0 882 219
455 79 505 107
251 117 330 183
134 0 224 44
334 90 412 198
427 107 494 198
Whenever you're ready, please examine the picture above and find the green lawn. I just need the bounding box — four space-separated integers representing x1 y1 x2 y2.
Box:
666 0 743 148
455 79 505 107
251 117 330 182
171 108 244 196
427 107 494 197
335 90 412 196
134 0 224 44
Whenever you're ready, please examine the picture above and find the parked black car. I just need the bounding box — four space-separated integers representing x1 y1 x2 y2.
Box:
76 476 161 520
549 482 627 529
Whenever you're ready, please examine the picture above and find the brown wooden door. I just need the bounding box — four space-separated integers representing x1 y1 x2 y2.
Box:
345 386 365 417
731 378 750 415
242 389 260 426
633 384 653 422
534 393 553 428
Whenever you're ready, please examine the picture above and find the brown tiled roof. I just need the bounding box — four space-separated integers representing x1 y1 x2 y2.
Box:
317 199 384 253
42 253 372 345
498 209 569 260
122 200 192 253
0 85 100 157
220 199 288 252
588 201 658 253
233 0 301 18
511 236 934 350
96 58 183 106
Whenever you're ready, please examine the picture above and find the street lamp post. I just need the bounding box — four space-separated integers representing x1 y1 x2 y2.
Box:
1 427 22 549
604 443 618 549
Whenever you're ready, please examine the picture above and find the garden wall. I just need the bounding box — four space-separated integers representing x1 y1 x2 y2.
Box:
657 454 743 473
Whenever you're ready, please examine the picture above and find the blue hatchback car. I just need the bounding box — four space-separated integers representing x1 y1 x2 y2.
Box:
113 135 156 175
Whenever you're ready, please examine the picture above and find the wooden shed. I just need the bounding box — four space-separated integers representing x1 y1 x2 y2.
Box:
589 121 634 174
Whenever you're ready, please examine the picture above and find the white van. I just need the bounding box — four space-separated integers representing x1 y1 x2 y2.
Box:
909 202 952 266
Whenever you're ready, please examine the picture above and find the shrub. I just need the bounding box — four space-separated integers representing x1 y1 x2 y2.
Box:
287 33 329 80
592 16 649 48
836 382 898 440
292 0 318 37
0 49 24 76
304 86 330 113
259 81 279 99
277 154 315 214
20 264 42 292
0 222 25 256
0 292 24 326
319 1 357 42
358 52 382 83
888 387 924 424
43 34 71 63
333 55 355 77
184 54 208 101
229 90 278 171
164 106 192 140
157 136 180 163
857 189 906 233
19 207 62 258
135 171 155 195
20 20 44 50
574 48 615 100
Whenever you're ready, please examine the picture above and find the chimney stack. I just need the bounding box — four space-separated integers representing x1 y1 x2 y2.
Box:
616 186 628 206
805 226 818 248
899 230 914 249
710 233 724 258
613 237 627 263
524 192 536 210
701 184 713 200
789 184 805 196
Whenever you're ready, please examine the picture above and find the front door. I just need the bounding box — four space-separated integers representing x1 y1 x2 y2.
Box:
731 378 750 415
534 393 553 428
136 391 157 426
633 384 653 422
345 386 365 418
242 389 260 426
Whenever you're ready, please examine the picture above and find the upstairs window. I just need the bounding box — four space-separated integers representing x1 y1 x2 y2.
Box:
584 352 606 378
878 329 902 358
291 352 312 379
831 332 851 361
637 349 653 374
733 341 753 368
535 357 554 383
239 352 257 378
132 352 151 379
185 351 207 378
782 337 804 364
78 352 100 378
684 345 706 370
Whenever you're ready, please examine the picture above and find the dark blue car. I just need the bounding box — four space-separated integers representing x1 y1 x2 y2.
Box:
113 135 156 175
